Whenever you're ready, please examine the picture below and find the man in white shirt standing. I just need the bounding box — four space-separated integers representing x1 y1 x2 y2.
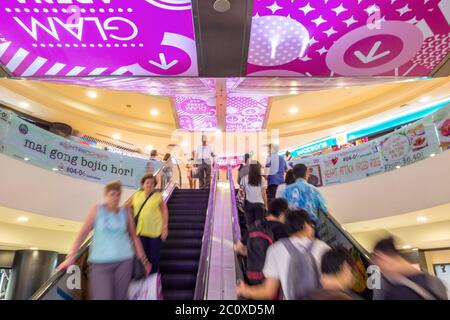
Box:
195 135 215 190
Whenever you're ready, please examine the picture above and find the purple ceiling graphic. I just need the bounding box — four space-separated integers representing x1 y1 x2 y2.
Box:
226 96 269 132
174 96 217 131
247 0 450 77
0 0 197 77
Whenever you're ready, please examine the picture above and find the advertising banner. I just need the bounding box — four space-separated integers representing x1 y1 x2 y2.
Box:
377 123 440 171
321 141 384 185
0 108 159 188
433 108 450 151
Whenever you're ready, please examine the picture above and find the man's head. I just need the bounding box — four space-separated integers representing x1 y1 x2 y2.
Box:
202 135 207 144
321 246 355 289
244 153 250 164
285 209 315 239
267 198 289 223
150 149 158 158
372 237 405 275
293 163 309 180
267 143 279 155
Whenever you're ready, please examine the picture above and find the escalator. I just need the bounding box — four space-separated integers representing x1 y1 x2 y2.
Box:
30 158 213 300
160 189 209 300
228 166 374 300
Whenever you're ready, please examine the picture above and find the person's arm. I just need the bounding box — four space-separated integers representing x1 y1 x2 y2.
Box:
56 205 97 271
316 190 329 215
160 199 169 241
262 186 268 210
236 278 280 300
126 208 151 275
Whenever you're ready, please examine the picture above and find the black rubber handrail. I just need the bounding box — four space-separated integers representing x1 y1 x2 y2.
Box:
30 157 181 300
193 165 219 300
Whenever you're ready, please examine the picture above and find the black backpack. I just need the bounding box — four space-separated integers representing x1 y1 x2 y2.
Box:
246 220 275 284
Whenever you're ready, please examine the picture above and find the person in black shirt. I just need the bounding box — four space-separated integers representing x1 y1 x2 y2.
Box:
372 237 448 300
308 246 362 300
235 198 289 285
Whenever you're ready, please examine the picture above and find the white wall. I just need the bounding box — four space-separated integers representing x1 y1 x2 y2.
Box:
321 150 450 224
0 153 135 222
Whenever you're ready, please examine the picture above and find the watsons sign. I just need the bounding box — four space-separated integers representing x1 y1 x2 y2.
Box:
289 138 337 158
0 107 160 188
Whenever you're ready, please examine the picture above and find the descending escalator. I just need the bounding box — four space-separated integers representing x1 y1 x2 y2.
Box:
160 189 209 300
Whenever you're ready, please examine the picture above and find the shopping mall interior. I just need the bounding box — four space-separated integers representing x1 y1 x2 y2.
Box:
1 0 450 301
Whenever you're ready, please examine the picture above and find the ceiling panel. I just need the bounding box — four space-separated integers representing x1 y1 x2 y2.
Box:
226 96 269 131
246 0 450 77
0 0 198 77
174 96 217 131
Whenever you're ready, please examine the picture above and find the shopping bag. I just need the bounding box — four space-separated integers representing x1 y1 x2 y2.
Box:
128 273 163 300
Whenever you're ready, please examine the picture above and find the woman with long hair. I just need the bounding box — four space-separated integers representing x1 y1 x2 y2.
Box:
241 161 268 228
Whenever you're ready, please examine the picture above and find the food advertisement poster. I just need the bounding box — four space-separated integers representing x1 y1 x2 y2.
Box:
434 107 450 151
320 141 383 185
378 123 440 171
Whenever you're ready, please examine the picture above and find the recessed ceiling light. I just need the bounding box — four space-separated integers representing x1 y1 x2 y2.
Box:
24 157 29 161
420 96 431 103
430 153 436 158
18 102 30 109
289 107 299 114
52 168 59 171
150 109 159 116
412 248 419 251
215 129 222 135
146 144 154 151
17 216 29 222
112 133 121 140
402 245 412 250
181 140 188 147
29 247 38 250
86 90 97 99
416 216 428 222
396 165 401 169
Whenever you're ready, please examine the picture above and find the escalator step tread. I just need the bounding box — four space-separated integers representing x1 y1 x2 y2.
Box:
162 290 195 300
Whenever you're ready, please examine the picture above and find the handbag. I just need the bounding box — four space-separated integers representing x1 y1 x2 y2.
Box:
128 273 163 300
192 166 199 179
132 191 155 280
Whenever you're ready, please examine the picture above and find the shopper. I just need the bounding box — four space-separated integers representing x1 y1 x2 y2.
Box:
235 198 289 285
282 163 328 225
372 237 448 300
241 161 268 229
285 150 294 169
237 153 251 185
236 210 330 300
161 153 172 190
149 149 159 161
275 169 295 199
57 181 150 300
127 173 169 274
307 246 361 300
265 143 288 203
195 135 215 189
186 151 197 189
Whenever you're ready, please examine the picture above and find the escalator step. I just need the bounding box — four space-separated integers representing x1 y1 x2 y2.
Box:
168 230 204 239
160 249 200 260
167 209 208 216
162 239 202 249
162 289 195 300
169 216 205 223
161 273 197 290
168 204 209 211
169 223 204 230
160 260 199 273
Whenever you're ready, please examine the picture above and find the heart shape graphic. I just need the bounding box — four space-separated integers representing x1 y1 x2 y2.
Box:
331 157 339 165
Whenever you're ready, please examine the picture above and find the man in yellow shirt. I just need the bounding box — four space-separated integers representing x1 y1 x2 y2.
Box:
126 173 169 274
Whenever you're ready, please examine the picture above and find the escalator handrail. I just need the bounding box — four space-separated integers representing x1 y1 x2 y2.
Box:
318 209 372 263
193 165 219 300
227 165 246 287
30 157 180 300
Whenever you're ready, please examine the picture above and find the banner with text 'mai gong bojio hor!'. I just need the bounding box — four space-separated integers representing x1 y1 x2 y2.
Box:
0 107 161 188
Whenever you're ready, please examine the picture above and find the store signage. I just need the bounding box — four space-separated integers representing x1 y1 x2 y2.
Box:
290 138 337 158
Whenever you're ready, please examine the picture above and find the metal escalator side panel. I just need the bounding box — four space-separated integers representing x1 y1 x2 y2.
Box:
193 165 219 300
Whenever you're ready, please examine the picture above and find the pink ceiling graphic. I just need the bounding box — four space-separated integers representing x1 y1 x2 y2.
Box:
0 0 197 77
226 96 269 132
174 96 217 131
247 0 450 77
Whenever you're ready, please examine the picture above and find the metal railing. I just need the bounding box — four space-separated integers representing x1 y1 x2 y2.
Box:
30 157 181 300
227 165 246 289
193 165 219 300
